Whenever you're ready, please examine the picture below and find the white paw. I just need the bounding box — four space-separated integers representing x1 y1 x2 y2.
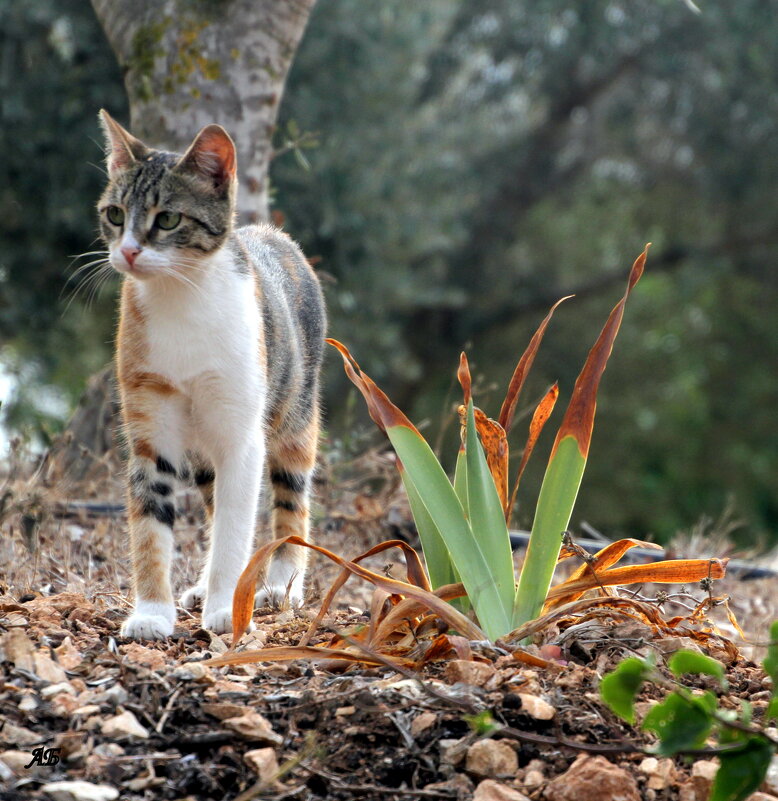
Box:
254 583 304 609
121 613 174 640
179 585 206 609
256 559 305 609
202 605 256 635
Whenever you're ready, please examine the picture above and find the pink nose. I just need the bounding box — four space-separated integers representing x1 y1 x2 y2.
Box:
121 245 141 267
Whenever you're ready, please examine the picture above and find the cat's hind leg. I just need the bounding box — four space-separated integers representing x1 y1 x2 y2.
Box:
256 413 319 608
178 457 214 611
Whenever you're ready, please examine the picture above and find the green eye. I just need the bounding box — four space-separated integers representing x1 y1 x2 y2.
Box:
106 206 124 226
156 211 182 230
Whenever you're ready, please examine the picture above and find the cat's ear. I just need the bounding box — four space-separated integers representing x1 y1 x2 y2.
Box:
99 109 148 177
177 125 236 194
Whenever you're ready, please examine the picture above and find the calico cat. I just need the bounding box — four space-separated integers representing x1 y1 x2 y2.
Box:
97 110 325 639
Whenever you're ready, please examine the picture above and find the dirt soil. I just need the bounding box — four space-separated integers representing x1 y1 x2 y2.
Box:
1 442 778 800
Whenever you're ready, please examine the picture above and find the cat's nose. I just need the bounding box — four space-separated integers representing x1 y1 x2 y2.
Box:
121 245 141 267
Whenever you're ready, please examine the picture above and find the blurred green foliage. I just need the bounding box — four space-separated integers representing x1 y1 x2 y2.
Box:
1 0 777 543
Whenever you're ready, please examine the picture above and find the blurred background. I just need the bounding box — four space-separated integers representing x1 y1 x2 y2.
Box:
1 0 776 546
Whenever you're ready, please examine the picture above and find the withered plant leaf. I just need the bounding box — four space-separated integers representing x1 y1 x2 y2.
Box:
551 246 649 461
544 557 727 610
327 338 421 436
457 352 472 406
544 537 663 610
299 539 431 647
507 382 559 525
232 535 483 649
498 295 572 434
458 405 509 515
204 645 411 669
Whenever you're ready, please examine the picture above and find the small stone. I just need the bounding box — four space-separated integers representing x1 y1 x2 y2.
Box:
50 692 80 717
424 775 475 796
172 662 211 681
0 722 41 747
543 755 640 801
466 740 518 778
41 682 77 699
244 747 279 782
223 711 283 745
101 710 149 740
93 743 124 758
74 705 101 717
202 702 246 720
764 755 778 795
410 711 438 737
18 694 38 712
335 705 356 716
691 759 718 781
54 637 83 669
445 660 497 687
678 783 696 801
33 652 68 683
118 643 167 671
517 693 555 721
0 749 35 775
40 780 119 801
639 756 676 790
0 629 35 671
208 632 229 653
94 683 128 707
474 779 531 801
439 737 468 766
524 769 545 788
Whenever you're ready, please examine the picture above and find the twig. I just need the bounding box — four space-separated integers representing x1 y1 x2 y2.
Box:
155 684 183 734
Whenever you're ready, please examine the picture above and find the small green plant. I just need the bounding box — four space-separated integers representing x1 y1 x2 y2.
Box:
328 245 725 642
600 621 778 801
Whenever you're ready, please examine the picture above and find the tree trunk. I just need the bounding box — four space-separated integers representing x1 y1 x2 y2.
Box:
52 1 316 478
90 0 316 224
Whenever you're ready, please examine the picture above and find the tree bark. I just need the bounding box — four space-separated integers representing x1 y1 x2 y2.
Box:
90 0 316 224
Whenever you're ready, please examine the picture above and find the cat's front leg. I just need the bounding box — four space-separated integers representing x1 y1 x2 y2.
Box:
199 436 264 635
120 389 186 640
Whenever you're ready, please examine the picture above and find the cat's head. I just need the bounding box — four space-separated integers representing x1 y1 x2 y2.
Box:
97 109 236 281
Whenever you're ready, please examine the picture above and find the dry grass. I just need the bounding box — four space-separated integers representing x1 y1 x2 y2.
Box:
1 435 776 661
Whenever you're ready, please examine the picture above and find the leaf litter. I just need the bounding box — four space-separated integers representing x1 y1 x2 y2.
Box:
1 421 777 799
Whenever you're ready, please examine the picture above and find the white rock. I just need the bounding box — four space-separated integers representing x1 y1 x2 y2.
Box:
223 711 283 746
41 682 77 699
100 710 149 740
517 693 555 721
244 747 279 782
473 779 531 801
40 781 119 801
466 739 518 778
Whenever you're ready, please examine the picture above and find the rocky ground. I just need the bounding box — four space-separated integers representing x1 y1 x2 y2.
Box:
2 440 778 800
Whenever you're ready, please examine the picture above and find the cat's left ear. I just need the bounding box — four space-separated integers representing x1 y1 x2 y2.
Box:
177 125 236 194
99 109 148 178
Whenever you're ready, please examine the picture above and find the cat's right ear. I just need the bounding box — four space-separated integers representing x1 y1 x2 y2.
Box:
99 109 148 178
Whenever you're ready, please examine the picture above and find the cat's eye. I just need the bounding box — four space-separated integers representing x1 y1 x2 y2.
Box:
156 211 182 230
106 206 124 226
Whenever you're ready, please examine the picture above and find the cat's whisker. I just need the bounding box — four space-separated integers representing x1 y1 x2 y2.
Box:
61 261 115 315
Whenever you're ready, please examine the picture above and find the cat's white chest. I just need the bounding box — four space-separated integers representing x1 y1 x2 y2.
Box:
136 268 260 387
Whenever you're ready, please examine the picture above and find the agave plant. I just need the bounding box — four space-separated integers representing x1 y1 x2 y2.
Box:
325 245 724 641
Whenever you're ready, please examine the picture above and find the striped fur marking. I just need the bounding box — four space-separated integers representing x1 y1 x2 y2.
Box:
270 469 307 494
